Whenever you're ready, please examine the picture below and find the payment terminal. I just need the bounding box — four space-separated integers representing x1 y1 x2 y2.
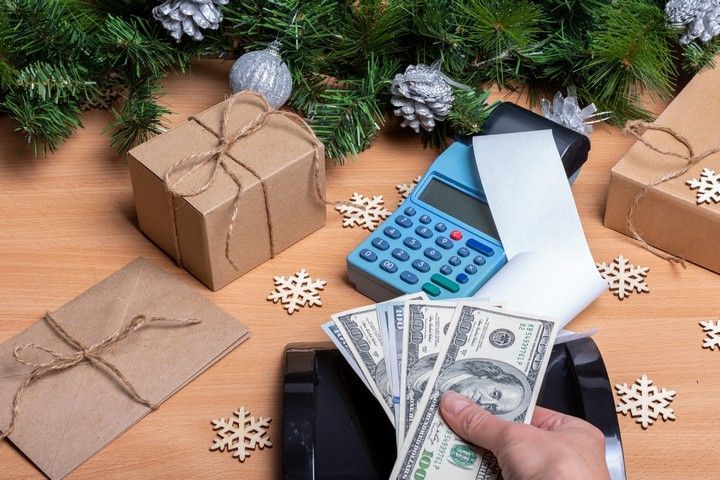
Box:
346 102 590 302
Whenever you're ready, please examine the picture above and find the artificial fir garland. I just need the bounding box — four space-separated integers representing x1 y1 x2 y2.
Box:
1 0 719 160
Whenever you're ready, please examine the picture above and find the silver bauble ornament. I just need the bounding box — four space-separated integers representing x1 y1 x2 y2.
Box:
229 40 293 109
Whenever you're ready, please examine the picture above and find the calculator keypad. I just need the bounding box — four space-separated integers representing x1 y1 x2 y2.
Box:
372 238 389 251
356 208 500 298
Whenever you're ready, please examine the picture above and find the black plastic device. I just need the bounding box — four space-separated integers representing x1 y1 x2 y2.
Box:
480 101 591 180
282 338 625 480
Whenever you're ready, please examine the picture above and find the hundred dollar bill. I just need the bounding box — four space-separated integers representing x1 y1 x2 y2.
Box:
332 304 395 423
391 302 557 480
321 320 371 390
398 301 457 445
378 293 428 423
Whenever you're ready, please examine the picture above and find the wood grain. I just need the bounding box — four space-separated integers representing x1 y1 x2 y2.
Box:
1 60 718 479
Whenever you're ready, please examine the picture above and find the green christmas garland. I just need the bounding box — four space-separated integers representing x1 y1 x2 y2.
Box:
0 0 718 160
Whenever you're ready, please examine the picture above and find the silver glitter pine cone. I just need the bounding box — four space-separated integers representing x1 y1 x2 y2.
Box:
541 88 609 136
666 0 720 44
229 40 293 109
390 62 456 133
152 0 228 42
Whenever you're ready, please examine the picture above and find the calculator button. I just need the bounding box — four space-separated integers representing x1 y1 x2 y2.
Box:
450 230 463 241
466 238 494 257
465 265 478 275
431 274 460 293
456 273 469 284
395 215 413 228
424 248 442 261
384 227 401 239
404 207 417 216
435 222 447 232
473 255 486 266
403 237 421 250
419 215 432 224
448 256 461 266
457 247 470 257
371 237 390 251
380 260 398 273
415 226 432 239
392 248 410 262
359 249 377 262
435 236 453 250
440 265 453 275
422 282 441 297
412 259 430 273
400 271 419 285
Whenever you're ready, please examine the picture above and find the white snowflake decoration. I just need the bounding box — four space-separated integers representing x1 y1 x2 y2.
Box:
395 176 422 206
210 407 272 462
615 375 677 429
596 255 649 300
700 320 720 350
335 192 392 231
267 268 326 314
686 167 720 204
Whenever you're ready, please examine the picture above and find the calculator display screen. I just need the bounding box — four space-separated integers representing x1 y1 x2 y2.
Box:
417 178 499 239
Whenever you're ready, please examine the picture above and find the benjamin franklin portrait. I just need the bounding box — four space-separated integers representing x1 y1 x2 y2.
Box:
436 358 532 420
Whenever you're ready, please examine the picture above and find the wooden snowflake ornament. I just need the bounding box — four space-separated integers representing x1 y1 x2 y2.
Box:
395 176 421 205
700 320 720 351
596 255 649 300
686 168 720 204
267 268 326 314
210 407 272 462
615 375 676 429
335 192 392 231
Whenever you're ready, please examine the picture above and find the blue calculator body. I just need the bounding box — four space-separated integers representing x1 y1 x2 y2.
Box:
347 141 507 301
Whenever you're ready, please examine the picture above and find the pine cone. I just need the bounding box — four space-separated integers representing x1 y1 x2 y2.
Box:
666 0 720 44
152 0 229 42
390 63 454 133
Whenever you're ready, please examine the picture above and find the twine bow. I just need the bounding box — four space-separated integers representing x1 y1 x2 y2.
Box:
0 313 201 440
163 90 334 270
623 120 720 266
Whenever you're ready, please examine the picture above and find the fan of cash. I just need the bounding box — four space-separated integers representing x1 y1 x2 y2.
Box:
323 294 558 480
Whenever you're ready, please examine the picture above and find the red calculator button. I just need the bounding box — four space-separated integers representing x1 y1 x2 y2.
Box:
450 230 462 241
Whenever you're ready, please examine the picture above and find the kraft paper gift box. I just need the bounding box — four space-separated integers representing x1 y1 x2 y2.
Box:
128 92 327 291
0 257 249 480
604 62 720 273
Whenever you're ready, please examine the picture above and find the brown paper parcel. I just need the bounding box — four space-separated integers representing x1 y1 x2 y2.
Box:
0 257 249 479
604 62 720 273
128 93 327 291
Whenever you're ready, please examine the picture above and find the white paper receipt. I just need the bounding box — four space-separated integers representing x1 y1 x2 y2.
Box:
471 130 606 332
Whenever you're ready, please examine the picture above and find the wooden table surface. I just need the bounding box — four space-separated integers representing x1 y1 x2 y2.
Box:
1 60 718 480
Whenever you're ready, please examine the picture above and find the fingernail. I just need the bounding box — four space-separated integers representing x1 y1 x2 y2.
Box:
442 391 473 416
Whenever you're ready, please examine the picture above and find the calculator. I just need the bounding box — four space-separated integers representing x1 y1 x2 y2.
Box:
346 141 506 301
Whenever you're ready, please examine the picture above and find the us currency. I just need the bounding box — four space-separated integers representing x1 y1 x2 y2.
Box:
391 302 557 480
321 320 371 391
378 293 428 426
398 301 457 445
332 303 395 423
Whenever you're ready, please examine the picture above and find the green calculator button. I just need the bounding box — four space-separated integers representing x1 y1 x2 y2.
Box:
422 282 441 297
431 273 460 293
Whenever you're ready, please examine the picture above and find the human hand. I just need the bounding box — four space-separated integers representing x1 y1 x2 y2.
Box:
440 390 611 480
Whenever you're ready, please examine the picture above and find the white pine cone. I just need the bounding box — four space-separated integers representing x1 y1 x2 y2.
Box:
152 0 229 42
390 63 454 133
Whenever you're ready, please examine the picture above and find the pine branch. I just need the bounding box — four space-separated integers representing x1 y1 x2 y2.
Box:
105 79 168 154
0 90 82 155
14 61 99 101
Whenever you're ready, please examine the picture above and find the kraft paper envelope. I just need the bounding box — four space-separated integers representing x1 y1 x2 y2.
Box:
0 257 250 479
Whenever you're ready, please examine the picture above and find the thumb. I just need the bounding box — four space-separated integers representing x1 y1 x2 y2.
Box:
440 390 517 454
